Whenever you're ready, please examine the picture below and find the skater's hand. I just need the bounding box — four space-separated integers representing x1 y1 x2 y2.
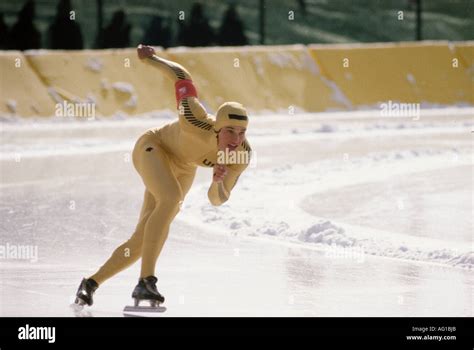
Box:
213 164 228 183
137 44 155 59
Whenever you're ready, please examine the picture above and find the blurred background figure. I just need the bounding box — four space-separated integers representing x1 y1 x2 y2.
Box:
8 0 41 50
98 9 131 49
142 15 171 49
0 13 8 49
0 1 471 49
177 2 214 47
218 4 247 46
48 0 83 50
296 0 307 17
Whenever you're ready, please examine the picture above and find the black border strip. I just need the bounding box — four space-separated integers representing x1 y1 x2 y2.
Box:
0 317 472 346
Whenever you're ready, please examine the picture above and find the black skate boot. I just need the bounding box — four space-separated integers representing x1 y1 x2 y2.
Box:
75 278 99 306
132 276 165 307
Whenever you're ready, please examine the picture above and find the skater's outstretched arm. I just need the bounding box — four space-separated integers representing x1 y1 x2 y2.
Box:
137 44 192 82
137 44 210 130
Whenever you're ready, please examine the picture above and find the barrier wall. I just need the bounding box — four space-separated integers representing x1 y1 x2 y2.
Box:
167 45 346 113
308 41 473 107
0 52 56 116
24 48 175 116
0 41 472 117
454 41 474 72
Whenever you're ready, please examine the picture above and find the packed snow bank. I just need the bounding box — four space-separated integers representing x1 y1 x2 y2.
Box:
179 147 473 270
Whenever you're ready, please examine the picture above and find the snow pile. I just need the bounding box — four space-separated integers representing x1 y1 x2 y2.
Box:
314 123 337 132
252 56 264 76
6 99 17 114
47 87 62 103
85 57 103 73
124 94 138 108
319 75 353 108
267 49 317 73
111 82 138 108
180 145 473 270
298 221 354 247
406 73 416 85
302 52 319 75
111 82 134 94
267 52 299 69
447 252 474 269
257 221 290 236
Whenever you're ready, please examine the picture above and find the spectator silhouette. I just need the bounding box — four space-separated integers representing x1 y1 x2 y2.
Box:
8 0 41 50
48 0 83 49
218 4 248 46
179 3 214 47
142 15 171 48
176 17 187 46
0 13 8 49
99 10 131 48
297 0 307 17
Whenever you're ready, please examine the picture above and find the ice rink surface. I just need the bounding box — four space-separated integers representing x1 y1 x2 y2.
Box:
1 108 472 316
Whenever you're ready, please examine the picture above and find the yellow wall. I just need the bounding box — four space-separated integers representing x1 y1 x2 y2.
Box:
0 52 56 116
0 41 472 117
453 41 474 79
24 48 174 116
167 45 347 113
308 41 473 107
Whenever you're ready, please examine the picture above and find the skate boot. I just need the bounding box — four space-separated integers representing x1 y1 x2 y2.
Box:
75 278 99 306
131 276 165 307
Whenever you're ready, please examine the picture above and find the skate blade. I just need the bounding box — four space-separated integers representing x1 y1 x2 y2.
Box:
123 305 167 313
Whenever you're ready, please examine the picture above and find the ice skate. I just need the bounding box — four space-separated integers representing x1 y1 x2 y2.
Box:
131 275 165 307
123 276 166 316
74 278 99 307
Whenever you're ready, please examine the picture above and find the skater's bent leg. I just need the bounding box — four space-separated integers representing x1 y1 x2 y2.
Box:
139 170 196 277
140 195 181 277
133 145 187 278
89 190 155 285
139 167 197 277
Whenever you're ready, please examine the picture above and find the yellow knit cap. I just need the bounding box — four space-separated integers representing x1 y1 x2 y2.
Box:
214 102 249 131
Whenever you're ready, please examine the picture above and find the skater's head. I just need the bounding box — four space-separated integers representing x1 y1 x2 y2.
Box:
215 102 248 151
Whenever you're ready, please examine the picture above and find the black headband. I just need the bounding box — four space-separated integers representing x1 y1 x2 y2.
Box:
228 114 248 121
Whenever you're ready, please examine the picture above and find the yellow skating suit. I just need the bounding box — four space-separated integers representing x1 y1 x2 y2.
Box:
90 55 251 284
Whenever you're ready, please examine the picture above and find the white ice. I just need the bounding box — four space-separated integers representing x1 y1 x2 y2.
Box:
0 107 472 316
